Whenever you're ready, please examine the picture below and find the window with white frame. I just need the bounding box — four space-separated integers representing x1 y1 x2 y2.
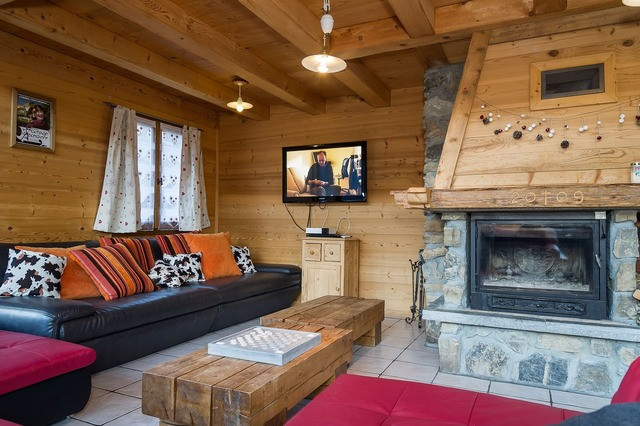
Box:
136 118 182 231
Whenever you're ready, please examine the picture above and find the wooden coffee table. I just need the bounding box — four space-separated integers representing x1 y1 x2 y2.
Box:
142 323 352 425
261 295 385 347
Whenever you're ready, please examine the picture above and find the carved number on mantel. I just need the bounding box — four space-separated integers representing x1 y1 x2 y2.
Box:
511 190 584 206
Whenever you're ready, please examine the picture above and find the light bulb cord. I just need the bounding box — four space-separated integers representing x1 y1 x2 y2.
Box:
324 0 330 14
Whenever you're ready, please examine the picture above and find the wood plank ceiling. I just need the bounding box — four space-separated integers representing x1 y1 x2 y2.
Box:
0 0 636 120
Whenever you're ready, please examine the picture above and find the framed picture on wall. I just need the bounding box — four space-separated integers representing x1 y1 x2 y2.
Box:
10 88 55 152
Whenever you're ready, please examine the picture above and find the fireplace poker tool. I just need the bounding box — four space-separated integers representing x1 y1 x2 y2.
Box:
406 249 425 327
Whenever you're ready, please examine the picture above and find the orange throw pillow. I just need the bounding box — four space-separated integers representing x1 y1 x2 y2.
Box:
183 232 241 280
15 245 101 300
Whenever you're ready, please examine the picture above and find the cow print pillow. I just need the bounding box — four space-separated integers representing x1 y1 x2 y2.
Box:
0 249 67 298
162 252 204 282
231 246 257 274
148 260 186 288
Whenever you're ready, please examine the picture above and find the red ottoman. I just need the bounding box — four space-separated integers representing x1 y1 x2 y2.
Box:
0 331 96 426
288 374 582 426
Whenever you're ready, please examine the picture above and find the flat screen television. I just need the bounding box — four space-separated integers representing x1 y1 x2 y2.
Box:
282 141 367 203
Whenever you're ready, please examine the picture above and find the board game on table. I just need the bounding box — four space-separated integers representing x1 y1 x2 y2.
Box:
261 295 385 347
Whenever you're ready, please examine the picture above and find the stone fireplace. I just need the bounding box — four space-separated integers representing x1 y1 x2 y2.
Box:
422 210 639 398
407 65 640 398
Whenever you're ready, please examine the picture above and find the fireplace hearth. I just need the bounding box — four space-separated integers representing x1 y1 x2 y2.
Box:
470 212 607 319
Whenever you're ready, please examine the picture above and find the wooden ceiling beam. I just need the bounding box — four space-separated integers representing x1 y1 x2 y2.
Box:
0 3 270 120
0 1 16 6
333 0 623 60
238 0 390 107
387 0 449 68
92 0 325 115
489 6 640 44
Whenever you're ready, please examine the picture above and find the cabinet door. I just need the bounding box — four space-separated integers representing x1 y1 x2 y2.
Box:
303 263 342 301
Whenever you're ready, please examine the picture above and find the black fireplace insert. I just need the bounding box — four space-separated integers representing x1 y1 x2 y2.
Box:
470 212 607 319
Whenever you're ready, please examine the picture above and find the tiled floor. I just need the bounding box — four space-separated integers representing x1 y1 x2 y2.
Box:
55 317 611 425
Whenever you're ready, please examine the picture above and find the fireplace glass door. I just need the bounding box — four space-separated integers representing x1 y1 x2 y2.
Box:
470 212 607 319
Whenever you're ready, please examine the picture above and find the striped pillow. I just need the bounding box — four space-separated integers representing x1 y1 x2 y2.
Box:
155 234 191 255
99 237 156 272
70 244 155 300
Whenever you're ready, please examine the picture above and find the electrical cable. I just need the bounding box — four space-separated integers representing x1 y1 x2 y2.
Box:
320 202 329 228
336 216 351 236
283 203 306 232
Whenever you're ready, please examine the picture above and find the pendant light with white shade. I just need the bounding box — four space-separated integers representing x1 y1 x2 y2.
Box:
301 0 347 74
227 78 253 113
622 0 640 5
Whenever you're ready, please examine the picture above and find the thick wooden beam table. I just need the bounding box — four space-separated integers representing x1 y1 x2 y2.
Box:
261 295 385 347
142 323 352 426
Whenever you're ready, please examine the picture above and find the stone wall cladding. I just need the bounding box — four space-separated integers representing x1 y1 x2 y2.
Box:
442 214 469 308
438 323 640 397
608 211 640 323
422 64 463 344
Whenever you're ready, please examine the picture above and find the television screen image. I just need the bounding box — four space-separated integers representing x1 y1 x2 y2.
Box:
282 141 366 203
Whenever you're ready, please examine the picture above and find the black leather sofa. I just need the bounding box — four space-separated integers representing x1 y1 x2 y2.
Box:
0 240 301 372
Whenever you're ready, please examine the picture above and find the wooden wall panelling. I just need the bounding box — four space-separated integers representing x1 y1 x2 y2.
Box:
449 22 640 191
0 29 217 242
219 88 426 316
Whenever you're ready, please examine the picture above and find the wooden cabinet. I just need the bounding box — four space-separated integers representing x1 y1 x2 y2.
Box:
301 238 359 302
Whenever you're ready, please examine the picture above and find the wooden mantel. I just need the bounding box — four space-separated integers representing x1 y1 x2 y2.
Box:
391 184 640 211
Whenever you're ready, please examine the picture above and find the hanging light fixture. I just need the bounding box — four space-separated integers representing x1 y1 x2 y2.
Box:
622 0 640 5
301 0 347 74
227 78 253 112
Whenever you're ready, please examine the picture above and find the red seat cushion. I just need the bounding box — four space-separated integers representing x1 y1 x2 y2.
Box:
307 373 408 415
289 374 583 426
612 356 640 404
387 381 477 424
0 331 96 395
468 393 566 426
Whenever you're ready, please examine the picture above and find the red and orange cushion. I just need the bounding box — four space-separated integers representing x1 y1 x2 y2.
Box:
182 232 241 280
70 243 155 300
99 237 156 272
155 234 191 255
15 245 101 300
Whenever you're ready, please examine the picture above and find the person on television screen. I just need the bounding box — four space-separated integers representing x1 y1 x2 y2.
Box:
306 150 335 196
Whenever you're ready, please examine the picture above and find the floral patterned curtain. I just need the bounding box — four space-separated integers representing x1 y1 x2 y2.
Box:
94 106 140 233
159 123 182 230
137 117 156 231
179 126 210 231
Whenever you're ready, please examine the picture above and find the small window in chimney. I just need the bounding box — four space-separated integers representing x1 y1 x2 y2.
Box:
541 64 604 99
530 53 616 110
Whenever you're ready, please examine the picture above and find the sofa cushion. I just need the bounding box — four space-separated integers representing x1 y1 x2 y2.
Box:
148 261 186 287
0 241 96 281
0 249 67 298
231 246 257 274
15 245 102 300
99 237 157 273
183 233 241 279
163 253 205 281
0 330 96 395
71 244 155 300
155 234 191 255
196 271 300 304
58 285 221 342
